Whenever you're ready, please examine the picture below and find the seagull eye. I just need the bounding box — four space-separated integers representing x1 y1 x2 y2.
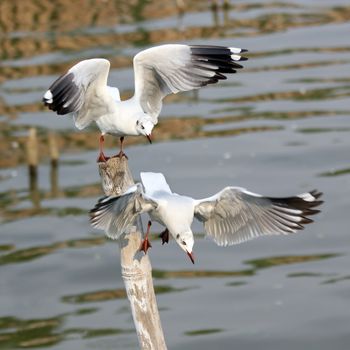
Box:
141 125 145 130
181 241 187 246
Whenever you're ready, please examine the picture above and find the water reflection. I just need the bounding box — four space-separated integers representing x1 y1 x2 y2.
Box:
62 285 191 304
152 253 339 280
0 311 132 349
185 328 223 336
322 275 350 285
319 167 350 177
0 237 105 265
1 0 350 349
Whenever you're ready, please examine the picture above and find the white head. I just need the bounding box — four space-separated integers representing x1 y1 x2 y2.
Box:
136 117 154 143
175 231 195 264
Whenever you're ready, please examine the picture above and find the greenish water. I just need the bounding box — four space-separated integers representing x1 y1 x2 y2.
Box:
1 1 350 349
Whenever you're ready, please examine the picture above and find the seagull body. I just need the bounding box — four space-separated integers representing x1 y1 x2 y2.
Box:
90 172 323 263
43 44 247 160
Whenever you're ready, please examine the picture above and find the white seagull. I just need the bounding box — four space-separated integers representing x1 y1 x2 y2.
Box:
43 44 247 161
89 172 323 264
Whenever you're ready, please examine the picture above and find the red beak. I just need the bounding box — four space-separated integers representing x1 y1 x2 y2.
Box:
146 134 152 144
187 251 195 264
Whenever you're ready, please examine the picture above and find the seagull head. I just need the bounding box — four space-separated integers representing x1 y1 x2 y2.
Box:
175 231 195 264
136 117 154 144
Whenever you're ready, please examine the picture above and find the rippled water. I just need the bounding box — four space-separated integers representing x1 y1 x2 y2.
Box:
1 1 350 349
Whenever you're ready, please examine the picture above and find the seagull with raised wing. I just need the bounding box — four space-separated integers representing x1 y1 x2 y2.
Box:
89 172 323 264
43 44 247 161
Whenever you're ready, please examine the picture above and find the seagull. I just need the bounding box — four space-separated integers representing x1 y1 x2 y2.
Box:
42 44 247 161
89 172 323 264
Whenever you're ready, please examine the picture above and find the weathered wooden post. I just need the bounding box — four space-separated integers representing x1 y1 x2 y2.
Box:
48 132 59 197
26 127 39 179
26 127 40 208
98 156 167 350
48 131 59 167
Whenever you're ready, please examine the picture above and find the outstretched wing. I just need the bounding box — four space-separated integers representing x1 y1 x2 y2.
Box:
89 184 158 240
133 44 247 121
194 187 323 246
43 58 117 129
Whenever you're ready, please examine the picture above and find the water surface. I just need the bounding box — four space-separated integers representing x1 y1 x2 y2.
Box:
1 1 350 349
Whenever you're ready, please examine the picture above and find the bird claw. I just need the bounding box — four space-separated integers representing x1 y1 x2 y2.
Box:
159 229 169 245
139 238 152 254
97 152 110 163
113 151 128 159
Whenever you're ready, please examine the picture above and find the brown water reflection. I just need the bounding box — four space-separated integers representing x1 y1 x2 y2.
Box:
0 237 104 265
185 328 223 336
62 285 190 304
0 311 132 349
1 0 350 349
152 253 339 279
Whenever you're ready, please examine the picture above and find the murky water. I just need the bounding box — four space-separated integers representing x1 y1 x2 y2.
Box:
1 1 350 349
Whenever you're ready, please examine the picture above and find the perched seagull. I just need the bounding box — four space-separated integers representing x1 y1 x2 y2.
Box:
42 44 247 161
89 172 323 264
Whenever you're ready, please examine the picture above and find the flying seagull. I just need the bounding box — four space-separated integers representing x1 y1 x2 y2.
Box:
89 172 323 264
43 44 247 161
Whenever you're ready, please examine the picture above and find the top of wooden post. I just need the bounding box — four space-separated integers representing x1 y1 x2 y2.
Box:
98 156 134 196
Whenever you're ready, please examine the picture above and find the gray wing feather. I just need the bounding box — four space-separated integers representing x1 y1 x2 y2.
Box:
194 187 323 246
133 44 247 121
90 184 157 240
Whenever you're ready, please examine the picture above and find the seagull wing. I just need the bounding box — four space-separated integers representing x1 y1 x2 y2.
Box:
140 172 172 196
194 187 323 246
43 58 117 129
89 183 158 240
133 44 247 121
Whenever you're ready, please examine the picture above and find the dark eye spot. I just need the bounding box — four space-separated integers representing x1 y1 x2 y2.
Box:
141 125 145 130
176 234 180 239
181 241 186 246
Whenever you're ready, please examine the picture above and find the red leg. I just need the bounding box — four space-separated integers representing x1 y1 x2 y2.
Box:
159 228 169 245
97 135 109 162
140 221 152 253
115 137 128 159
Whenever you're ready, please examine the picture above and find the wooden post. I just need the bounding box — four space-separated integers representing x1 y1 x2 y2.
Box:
211 0 219 27
48 132 59 197
48 131 59 167
27 127 39 179
26 127 40 208
98 157 167 350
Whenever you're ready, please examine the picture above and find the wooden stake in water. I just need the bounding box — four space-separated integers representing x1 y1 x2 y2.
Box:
98 156 167 350
48 132 59 197
48 131 59 167
27 127 38 177
26 127 40 208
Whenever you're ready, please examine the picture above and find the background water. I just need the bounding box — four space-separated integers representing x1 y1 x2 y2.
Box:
1 0 350 349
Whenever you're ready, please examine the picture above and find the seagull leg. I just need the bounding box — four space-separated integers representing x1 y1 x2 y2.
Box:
159 228 169 245
115 137 128 159
140 220 152 254
97 135 109 163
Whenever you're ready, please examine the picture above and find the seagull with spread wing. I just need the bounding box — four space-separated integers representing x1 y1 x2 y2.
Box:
89 172 323 264
43 44 247 161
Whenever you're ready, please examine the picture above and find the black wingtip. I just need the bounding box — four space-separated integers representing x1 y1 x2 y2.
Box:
268 189 323 232
310 190 323 199
43 72 79 115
